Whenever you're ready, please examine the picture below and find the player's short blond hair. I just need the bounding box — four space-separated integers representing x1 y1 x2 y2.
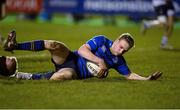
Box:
118 33 134 49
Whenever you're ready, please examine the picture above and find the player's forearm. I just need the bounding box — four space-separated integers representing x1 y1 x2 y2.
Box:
78 44 102 64
126 72 149 80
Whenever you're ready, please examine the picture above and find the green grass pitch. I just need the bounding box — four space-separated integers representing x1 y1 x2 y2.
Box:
0 20 180 109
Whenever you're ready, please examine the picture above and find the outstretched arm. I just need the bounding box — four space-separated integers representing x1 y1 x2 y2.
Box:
125 71 163 80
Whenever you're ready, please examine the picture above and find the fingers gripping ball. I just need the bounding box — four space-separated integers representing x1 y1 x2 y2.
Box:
86 61 108 78
97 69 108 78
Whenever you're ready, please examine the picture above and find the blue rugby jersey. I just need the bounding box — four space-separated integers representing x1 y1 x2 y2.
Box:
74 35 131 79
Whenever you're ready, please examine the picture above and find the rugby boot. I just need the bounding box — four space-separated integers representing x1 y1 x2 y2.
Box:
3 30 17 53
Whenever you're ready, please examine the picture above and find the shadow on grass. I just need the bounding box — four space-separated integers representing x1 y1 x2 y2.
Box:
0 77 127 85
0 76 163 85
82 77 129 83
160 47 180 52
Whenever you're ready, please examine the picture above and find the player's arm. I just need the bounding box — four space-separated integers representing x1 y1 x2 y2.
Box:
115 58 162 80
125 71 163 80
78 44 107 70
125 72 149 80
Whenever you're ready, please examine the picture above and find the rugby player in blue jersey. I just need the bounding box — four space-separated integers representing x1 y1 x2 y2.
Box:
2 30 162 80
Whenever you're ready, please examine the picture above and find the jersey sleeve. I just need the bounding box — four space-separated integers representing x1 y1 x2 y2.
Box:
86 35 107 51
114 57 131 76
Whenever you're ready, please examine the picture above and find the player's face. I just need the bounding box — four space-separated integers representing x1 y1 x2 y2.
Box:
111 39 130 56
5 56 17 73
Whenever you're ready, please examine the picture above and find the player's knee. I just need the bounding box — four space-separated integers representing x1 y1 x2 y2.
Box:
50 73 64 80
45 40 62 50
63 72 75 80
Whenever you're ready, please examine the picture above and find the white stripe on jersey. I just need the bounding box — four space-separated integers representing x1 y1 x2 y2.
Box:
101 45 107 53
92 39 97 45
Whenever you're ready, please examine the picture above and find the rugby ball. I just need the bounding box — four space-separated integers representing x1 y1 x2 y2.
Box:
86 61 108 78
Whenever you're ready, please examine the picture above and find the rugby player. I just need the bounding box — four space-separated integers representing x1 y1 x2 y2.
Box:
2 30 162 80
141 0 175 49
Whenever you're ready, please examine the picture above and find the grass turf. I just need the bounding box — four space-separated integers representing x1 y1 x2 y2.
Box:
0 20 180 109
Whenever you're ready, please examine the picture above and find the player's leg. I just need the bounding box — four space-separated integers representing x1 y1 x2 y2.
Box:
50 68 77 80
44 40 70 64
3 30 45 52
160 3 175 49
166 4 175 40
15 68 78 80
161 16 173 48
3 31 71 64
4 31 77 80
32 40 76 79
13 71 55 80
167 15 174 38
142 15 167 30
141 5 167 34
160 16 168 47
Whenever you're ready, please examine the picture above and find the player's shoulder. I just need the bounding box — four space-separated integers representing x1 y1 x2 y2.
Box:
92 35 110 42
94 35 108 38
87 35 112 47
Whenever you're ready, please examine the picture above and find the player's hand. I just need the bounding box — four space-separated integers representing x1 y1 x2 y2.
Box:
97 59 107 70
148 71 163 80
97 59 108 78
97 69 108 78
